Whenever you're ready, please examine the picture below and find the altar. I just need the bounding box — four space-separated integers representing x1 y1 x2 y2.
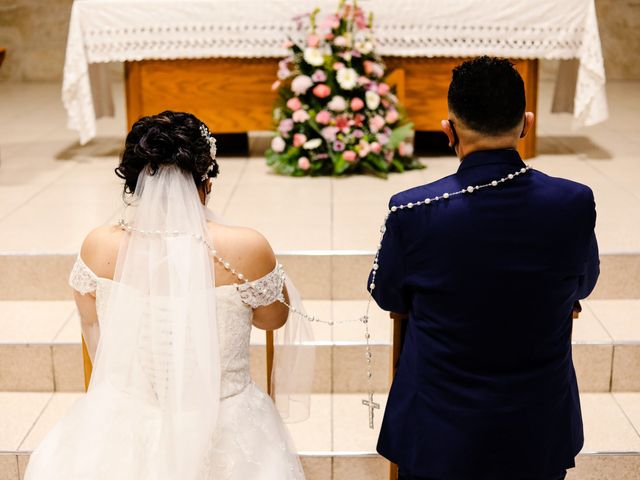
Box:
63 0 608 159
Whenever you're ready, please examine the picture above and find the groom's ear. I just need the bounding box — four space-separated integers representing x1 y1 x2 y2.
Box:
520 112 535 138
441 119 456 148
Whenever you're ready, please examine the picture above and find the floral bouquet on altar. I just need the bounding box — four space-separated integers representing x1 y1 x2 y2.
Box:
266 0 423 178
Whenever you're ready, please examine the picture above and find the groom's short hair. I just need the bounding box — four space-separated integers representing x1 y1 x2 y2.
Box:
447 56 526 135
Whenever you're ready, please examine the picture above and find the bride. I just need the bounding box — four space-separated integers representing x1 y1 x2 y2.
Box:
24 111 312 479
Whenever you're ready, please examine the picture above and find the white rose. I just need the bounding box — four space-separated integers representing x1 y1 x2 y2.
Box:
303 48 325 67
303 138 323 150
327 96 347 112
271 136 286 153
354 32 374 54
291 75 313 95
365 90 381 110
337 68 358 90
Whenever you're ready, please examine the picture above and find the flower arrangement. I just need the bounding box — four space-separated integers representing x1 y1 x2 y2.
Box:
266 0 423 178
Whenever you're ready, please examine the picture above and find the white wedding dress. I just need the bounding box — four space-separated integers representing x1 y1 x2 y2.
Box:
24 256 305 480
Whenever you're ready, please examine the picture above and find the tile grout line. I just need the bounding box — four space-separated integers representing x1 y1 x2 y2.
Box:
611 393 640 442
51 307 77 343
220 158 250 217
0 160 79 224
16 392 54 452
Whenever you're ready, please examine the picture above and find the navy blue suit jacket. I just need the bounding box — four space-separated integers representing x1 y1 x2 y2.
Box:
371 149 599 479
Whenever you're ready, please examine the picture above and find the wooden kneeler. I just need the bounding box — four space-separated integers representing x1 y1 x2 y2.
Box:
81 332 277 396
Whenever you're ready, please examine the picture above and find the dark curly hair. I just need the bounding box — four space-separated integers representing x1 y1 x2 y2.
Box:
447 56 526 135
115 111 220 195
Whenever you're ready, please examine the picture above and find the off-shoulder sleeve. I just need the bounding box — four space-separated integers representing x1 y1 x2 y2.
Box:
69 256 98 295
237 263 286 308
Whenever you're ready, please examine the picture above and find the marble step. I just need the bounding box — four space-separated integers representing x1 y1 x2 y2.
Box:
1 299 639 394
0 252 639 301
1 392 639 480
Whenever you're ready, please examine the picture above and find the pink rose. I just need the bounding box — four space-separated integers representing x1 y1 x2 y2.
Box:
376 133 390 145
358 140 371 158
334 36 348 47
364 61 384 78
315 110 331 125
399 142 414 157
332 140 346 152
312 69 328 83
291 75 313 95
333 62 345 70
335 115 350 132
343 150 357 162
352 129 364 139
351 97 365 111
307 34 320 48
358 76 370 86
325 33 335 41
353 113 365 127
385 150 394 163
370 141 382 153
298 157 311 170
286 97 302 111
292 110 310 123
385 109 399 124
283 40 294 49
313 84 331 98
321 126 339 142
321 14 340 30
278 118 294 136
271 80 281 91
378 83 391 96
293 133 307 147
369 115 386 133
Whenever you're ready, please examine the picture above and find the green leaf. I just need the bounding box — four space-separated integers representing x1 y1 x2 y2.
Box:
388 122 414 150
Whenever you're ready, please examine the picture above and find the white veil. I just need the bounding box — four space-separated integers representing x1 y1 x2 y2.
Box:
25 164 314 480
26 165 220 479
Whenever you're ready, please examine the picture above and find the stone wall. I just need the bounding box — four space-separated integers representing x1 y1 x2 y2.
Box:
1 0 639 82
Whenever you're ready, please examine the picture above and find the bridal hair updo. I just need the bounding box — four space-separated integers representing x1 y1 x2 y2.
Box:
115 111 220 195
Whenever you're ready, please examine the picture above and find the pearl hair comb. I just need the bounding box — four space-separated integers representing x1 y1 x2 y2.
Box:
199 123 217 181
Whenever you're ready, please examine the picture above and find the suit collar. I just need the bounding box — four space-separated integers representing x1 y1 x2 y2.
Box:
457 149 525 173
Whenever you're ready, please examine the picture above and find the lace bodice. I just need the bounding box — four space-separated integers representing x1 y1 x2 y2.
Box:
69 256 284 398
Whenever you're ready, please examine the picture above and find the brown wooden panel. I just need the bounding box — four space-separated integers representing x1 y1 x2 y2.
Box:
383 57 538 159
124 56 537 157
126 58 277 133
0 48 6 68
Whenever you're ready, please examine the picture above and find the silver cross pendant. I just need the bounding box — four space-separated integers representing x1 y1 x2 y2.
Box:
362 392 380 429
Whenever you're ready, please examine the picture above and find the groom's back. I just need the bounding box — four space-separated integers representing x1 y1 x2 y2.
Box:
374 149 598 479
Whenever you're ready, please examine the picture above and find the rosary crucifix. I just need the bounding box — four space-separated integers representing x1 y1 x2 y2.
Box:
362 392 380 429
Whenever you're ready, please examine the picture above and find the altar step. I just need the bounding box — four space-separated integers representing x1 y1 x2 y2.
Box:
0 299 638 394
1 252 639 301
0 391 638 480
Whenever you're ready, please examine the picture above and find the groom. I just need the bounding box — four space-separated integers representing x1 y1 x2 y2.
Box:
370 57 599 480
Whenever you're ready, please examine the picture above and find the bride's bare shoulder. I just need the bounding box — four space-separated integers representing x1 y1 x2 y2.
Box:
207 223 277 280
79 225 124 279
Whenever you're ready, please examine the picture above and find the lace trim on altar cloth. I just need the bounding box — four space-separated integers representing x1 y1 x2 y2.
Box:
69 256 98 295
237 264 286 309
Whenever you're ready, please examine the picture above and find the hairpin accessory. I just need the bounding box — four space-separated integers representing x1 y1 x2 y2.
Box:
199 123 217 181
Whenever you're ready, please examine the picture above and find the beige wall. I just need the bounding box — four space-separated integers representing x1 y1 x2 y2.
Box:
1 0 639 82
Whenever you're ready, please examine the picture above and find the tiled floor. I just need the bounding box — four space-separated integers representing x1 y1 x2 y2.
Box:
0 81 639 254
1 391 639 456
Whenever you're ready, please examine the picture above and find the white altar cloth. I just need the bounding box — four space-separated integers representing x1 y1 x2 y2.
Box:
63 0 608 144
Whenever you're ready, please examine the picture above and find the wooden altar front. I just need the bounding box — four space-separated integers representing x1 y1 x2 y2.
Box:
125 57 538 159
